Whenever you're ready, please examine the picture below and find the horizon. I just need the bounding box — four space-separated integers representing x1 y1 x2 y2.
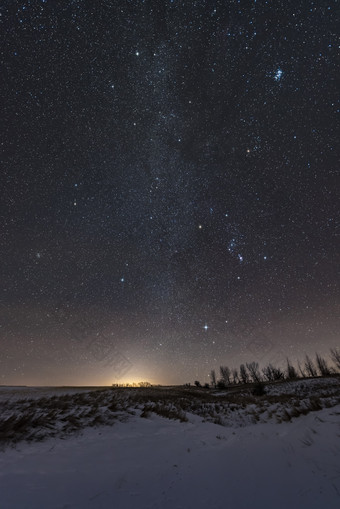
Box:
2 346 339 388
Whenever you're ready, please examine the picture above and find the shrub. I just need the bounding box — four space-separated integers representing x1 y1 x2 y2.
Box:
252 382 266 396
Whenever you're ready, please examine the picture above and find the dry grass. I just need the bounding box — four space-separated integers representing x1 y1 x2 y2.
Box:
1 376 339 448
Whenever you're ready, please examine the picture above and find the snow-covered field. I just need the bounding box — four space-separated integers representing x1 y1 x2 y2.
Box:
1 378 340 509
0 386 105 402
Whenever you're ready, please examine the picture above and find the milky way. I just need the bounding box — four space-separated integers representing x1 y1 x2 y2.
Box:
1 0 338 385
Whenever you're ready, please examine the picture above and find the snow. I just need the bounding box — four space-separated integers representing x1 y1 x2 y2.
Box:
1 404 340 509
0 386 103 402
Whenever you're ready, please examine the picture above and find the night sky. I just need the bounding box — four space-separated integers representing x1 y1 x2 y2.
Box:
1 0 339 386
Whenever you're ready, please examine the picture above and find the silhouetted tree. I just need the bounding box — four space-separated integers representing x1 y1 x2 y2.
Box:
220 366 231 385
194 380 201 387
232 368 239 384
286 358 298 380
330 348 340 372
210 369 217 388
273 366 284 380
239 364 249 384
298 360 306 378
246 361 262 382
262 364 284 382
304 355 317 377
262 364 274 382
216 379 226 389
315 353 331 376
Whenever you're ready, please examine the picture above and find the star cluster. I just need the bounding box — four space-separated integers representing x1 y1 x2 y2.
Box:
0 0 338 385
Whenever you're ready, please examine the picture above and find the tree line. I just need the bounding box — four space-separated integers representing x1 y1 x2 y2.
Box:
193 348 340 388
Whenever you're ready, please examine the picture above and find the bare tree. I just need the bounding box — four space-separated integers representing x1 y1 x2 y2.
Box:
210 369 217 388
239 364 249 384
272 366 285 380
232 368 239 384
304 355 317 377
315 353 331 376
330 348 340 372
298 360 306 378
220 366 231 385
262 364 275 382
246 361 262 383
286 358 298 380
262 364 284 382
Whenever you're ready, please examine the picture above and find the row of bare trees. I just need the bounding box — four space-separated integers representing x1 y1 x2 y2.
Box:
207 349 340 388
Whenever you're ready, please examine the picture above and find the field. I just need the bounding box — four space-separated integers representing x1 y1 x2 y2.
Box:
0 377 340 508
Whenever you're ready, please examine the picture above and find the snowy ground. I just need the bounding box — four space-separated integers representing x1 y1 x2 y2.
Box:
1 379 340 509
0 386 105 402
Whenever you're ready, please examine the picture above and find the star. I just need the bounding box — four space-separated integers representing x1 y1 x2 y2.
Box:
274 68 283 81
1 0 336 388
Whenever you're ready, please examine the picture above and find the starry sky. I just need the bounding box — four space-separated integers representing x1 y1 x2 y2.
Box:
1 0 339 386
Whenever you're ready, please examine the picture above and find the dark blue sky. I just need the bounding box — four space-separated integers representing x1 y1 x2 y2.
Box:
1 0 338 385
